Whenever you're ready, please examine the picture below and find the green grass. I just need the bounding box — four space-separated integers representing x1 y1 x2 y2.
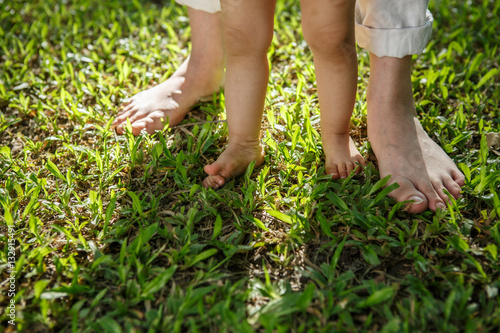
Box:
1 0 499 331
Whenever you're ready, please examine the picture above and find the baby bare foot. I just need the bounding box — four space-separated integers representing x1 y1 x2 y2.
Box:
323 133 365 179
113 56 224 135
203 141 265 189
368 105 465 214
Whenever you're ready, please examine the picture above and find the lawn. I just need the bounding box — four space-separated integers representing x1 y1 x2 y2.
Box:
0 0 499 331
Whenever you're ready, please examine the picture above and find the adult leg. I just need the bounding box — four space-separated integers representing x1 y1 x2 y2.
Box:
301 0 364 180
356 0 465 213
203 0 275 189
113 6 224 135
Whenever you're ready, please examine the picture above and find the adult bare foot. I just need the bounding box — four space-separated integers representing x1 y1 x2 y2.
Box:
203 141 265 189
323 133 365 179
367 55 465 213
113 56 224 135
112 8 225 135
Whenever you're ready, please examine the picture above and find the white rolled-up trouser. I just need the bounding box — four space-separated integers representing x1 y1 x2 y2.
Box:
175 0 432 58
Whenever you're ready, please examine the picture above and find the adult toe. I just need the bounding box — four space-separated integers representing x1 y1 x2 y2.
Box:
130 121 147 136
113 106 140 128
443 176 462 200
431 179 452 205
388 177 429 213
116 103 133 117
452 169 466 187
123 109 148 125
121 99 133 108
112 111 130 126
131 114 165 135
416 181 446 212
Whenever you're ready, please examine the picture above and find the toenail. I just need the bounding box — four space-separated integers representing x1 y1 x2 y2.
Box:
409 196 424 205
436 202 446 209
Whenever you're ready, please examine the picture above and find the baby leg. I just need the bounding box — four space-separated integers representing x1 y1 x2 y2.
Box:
301 0 365 179
203 0 276 188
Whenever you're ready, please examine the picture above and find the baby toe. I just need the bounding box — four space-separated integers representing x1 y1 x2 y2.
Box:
327 165 341 180
337 163 348 179
346 161 356 175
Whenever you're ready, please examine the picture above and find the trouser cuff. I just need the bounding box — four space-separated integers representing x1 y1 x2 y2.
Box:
355 10 433 58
